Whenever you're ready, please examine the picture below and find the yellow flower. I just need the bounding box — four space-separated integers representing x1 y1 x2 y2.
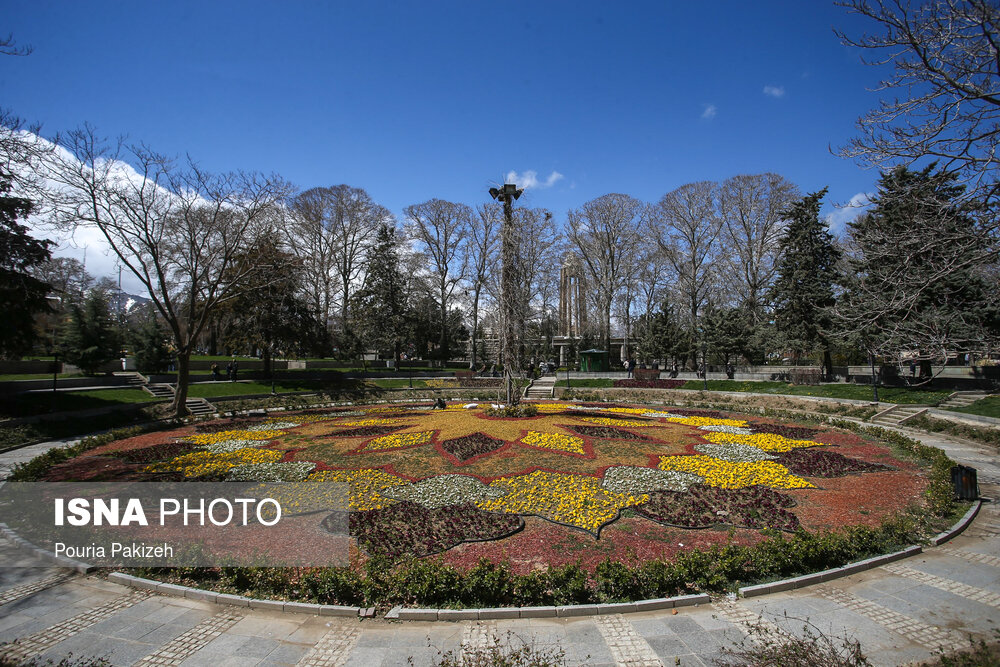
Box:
580 417 651 428
307 468 408 510
144 447 282 478
657 455 814 490
666 416 749 427
336 419 400 427
362 430 434 452
477 470 647 533
182 429 283 445
520 431 587 455
701 431 822 453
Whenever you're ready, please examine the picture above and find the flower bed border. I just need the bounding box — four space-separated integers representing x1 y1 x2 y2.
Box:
2 396 980 618
2 495 981 619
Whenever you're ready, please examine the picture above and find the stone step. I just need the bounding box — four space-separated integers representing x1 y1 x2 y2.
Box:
144 384 175 398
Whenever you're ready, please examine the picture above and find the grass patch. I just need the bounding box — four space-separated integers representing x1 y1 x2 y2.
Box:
554 378 615 388
367 378 430 388
0 388 157 417
947 395 1000 419
0 373 84 381
907 415 1000 451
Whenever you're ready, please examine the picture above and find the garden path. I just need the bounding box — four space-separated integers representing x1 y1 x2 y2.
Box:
0 418 997 667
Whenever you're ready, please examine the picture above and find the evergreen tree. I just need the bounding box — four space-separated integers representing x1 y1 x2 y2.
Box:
770 189 840 378
217 237 329 374
127 304 171 374
0 169 52 358
702 303 748 370
60 293 119 374
353 223 407 366
836 166 998 380
641 299 692 370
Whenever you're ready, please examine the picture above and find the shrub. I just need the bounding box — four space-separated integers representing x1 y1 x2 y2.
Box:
8 426 145 481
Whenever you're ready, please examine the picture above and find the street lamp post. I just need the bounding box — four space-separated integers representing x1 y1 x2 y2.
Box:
489 183 523 405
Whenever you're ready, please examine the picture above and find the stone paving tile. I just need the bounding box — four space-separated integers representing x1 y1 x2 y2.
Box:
296 623 361 666
0 591 152 663
940 545 1000 569
883 563 1000 609
593 614 663 666
229 614 303 640
819 587 966 653
339 646 388 667
132 611 244 666
263 642 311 665
0 571 74 607
897 555 1000 591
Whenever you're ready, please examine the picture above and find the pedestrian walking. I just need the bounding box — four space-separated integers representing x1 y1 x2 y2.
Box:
211 363 220 380
231 360 239 382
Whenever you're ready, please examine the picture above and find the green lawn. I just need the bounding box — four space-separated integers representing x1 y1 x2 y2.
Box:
948 395 1000 419
680 380 951 404
0 373 85 381
555 379 615 388
1 388 157 417
368 378 431 388
552 378 951 404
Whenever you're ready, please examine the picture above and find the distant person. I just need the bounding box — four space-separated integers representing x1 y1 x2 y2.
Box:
226 361 233 381
627 357 635 378
231 360 239 382
211 363 220 380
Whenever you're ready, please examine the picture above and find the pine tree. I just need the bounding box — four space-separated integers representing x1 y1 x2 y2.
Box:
60 293 119 374
836 165 999 378
769 188 840 378
0 169 52 358
353 223 407 367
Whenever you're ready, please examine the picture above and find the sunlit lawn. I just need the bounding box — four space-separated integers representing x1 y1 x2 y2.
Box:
948 395 1000 419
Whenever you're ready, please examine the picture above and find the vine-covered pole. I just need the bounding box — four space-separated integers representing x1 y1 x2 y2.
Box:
489 183 524 404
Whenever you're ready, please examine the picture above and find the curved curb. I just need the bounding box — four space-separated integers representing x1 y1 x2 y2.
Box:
932 499 982 545
0 401 987 622
0 522 95 574
738 545 922 598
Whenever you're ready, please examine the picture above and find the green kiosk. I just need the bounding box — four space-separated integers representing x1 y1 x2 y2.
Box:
578 349 610 372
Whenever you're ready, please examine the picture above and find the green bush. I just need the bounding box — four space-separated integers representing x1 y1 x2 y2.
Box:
8 426 145 481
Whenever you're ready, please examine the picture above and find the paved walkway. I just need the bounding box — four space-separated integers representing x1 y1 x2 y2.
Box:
0 421 997 666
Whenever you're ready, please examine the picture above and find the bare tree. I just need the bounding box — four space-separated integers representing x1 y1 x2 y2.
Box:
567 193 643 356
287 186 386 350
836 0 1000 204
404 199 472 361
717 173 799 320
0 33 32 57
46 126 290 416
646 182 723 366
466 202 501 369
284 189 341 334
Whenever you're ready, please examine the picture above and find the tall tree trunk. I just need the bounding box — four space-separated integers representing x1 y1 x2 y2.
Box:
172 351 191 418
470 291 480 370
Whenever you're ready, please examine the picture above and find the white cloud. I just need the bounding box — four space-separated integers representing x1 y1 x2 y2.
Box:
505 170 564 190
763 85 785 98
701 104 717 119
824 192 872 236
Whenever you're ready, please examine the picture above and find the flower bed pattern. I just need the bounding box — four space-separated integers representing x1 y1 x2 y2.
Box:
347 501 524 559
635 484 800 531
439 433 506 462
567 425 652 440
52 400 926 572
612 379 687 389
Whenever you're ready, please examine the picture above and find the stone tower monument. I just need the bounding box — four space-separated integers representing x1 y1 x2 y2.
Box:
559 253 588 338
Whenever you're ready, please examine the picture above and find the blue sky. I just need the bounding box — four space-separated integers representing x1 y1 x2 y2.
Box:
4 1 887 281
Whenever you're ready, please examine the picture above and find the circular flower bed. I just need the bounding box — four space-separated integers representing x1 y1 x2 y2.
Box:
64 400 926 574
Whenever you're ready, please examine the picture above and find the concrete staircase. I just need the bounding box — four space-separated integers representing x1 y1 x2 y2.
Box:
184 397 216 417
937 391 989 409
144 383 175 399
114 372 148 386
870 404 930 427
525 375 557 399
